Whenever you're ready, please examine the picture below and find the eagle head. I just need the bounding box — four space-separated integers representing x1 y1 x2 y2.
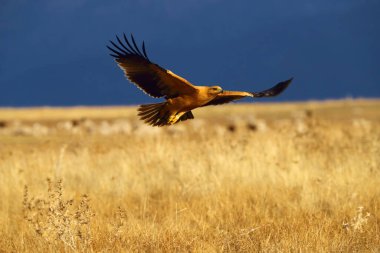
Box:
208 86 223 95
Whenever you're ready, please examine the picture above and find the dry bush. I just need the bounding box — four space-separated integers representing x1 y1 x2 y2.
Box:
22 178 94 251
0 100 379 252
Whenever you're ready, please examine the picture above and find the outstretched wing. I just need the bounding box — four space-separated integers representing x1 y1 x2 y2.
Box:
204 78 293 106
203 91 254 106
107 34 197 98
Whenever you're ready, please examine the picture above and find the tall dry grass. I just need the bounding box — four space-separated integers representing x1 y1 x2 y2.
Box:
0 100 379 252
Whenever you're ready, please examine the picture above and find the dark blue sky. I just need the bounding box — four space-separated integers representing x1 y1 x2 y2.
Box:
1 0 379 106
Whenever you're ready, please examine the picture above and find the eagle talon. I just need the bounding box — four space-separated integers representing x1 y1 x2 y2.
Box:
167 113 181 125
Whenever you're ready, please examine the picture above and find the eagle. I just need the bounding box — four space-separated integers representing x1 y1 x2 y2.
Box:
107 34 292 126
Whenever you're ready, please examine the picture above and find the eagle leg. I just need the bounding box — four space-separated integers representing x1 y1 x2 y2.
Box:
168 112 185 125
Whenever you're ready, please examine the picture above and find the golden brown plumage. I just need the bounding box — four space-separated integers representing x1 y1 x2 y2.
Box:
107 34 292 126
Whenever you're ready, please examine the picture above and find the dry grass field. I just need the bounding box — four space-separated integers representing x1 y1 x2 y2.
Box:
0 99 379 252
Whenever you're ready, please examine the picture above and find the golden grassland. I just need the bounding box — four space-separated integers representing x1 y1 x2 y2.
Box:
0 99 379 252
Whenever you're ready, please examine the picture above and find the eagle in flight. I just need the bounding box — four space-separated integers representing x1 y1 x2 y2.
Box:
107 34 292 126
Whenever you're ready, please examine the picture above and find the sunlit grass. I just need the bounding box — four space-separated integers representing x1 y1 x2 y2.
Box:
0 100 379 252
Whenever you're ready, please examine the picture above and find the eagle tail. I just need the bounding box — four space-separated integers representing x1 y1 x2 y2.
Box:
138 103 194 127
138 102 168 126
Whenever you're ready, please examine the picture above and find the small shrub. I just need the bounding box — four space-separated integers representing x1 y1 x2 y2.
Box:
23 178 94 250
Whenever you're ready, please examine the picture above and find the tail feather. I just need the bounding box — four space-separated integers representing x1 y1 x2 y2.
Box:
138 102 194 126
138 102 167 126
139 108 160 119
140 111 159 121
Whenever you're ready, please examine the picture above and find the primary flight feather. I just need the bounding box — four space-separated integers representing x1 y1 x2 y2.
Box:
107 34 292 126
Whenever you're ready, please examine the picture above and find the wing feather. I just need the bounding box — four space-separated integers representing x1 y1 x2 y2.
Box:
108 34 197 98
250 78 293 97
204 78 292 106
203 91 253 106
